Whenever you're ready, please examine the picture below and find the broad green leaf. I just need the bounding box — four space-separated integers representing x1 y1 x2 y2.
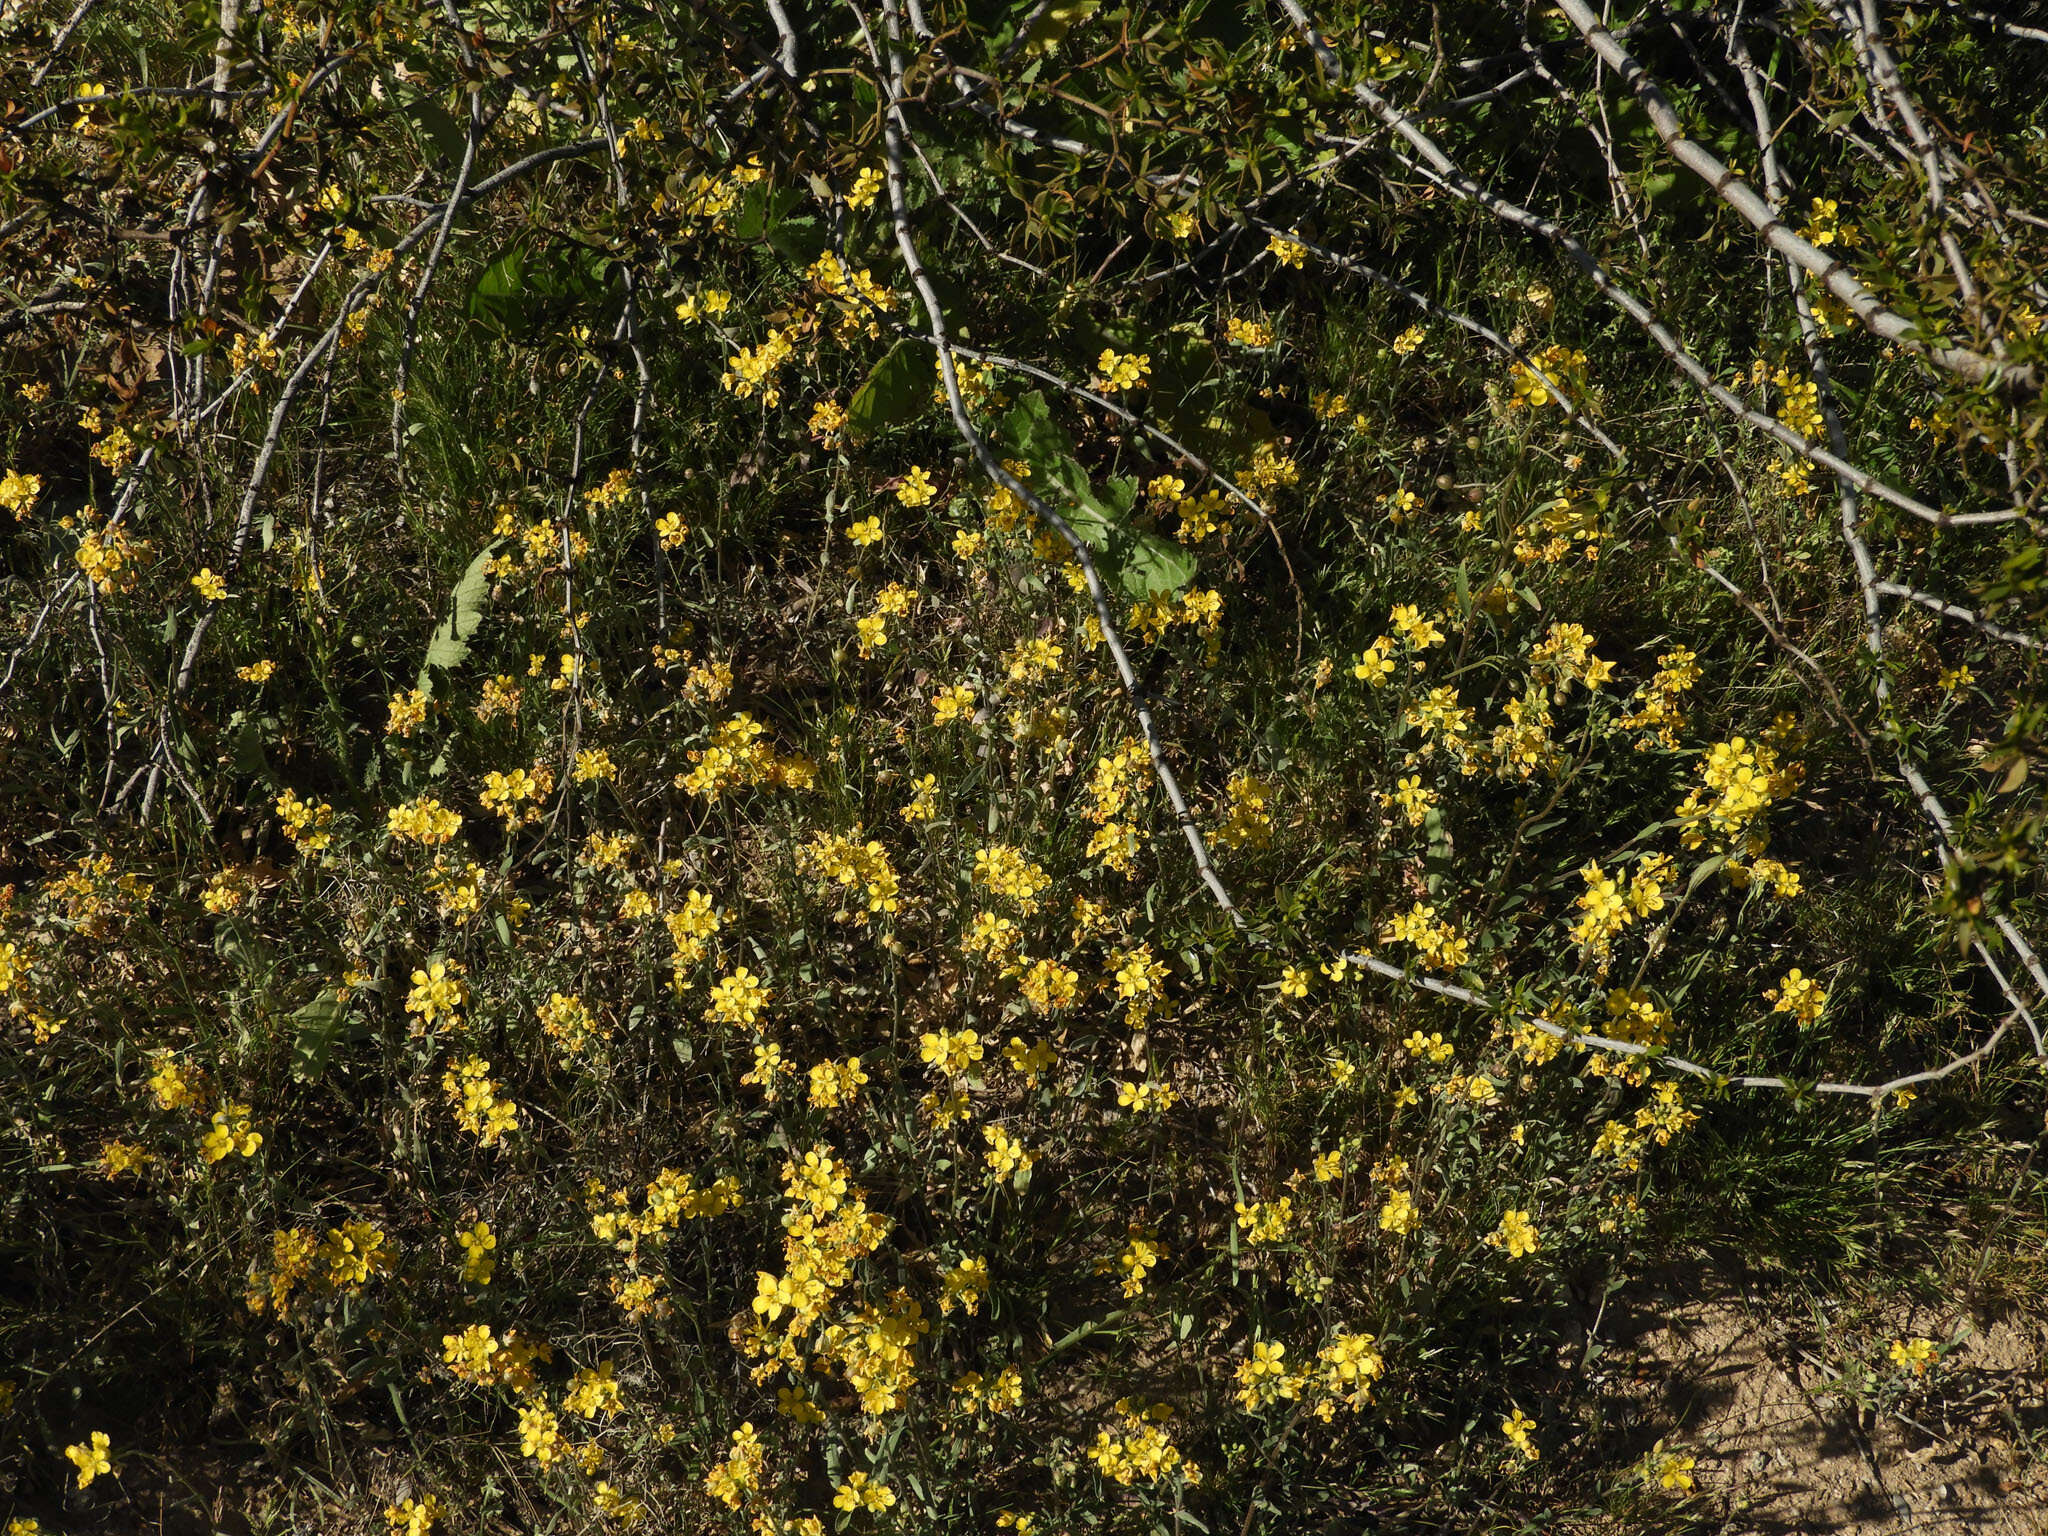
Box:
290 988 364 1081
466 239 615 343
847 339 935 439
403 98 466 165
1115 530 1198 598
419 542 500 685
996 390 1077 464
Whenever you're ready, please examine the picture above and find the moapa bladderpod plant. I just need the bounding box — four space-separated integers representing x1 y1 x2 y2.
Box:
3 2 2046 1533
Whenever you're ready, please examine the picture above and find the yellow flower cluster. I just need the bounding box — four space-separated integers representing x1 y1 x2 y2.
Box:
1617 647 1701 748
0 468 40 517
706 966 771 1028
1507 343 1589 410
1233 1196 1293 1243
1528 622 1616 697
1379 900 1470 971
590 1167 741 1258
1512 489 1606 565
721 326 797 406
1771 366 1824 439
801 830 902 920
676 713 814 797
1568 855 1670 962
247 1221 396 1312
442 1055 518 1146
1766 967 1826 1026
538 991 609 1057
1675 730 1805 894
1602 987 1672 1049
75 521 143 592
479 761 555 826
387 795 463 845
665 888 722 975
200 1102 262 1163
405 959 466 1030
973 842 1051 912
1088 1399 1198 1486
1486 1209 1540 1258
1212 771 1275 851
1090 349 1151 393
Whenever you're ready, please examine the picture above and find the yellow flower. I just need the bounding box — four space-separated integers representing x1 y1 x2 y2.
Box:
1764 968 1826 1027
1501 1408 1538 1461
1116 1079 1179 1113
101 1139 149 1177
405 959 466 1029
236 659 276 683
1234 1197 1293 1243
1091 350 1152 393
807 1055 869 1108
919 1027 983 1076
1487 1208 1539 1259
386 1495 444 1536
64 1431 114 1488
0 469 42 517
1649 1442 1696 1491
564 1361 624 1418
191 567 229 601
845 166 885 209
1266 232 1308 268
847 515 883 546
387 796 462 845
984 1123 1038 1181
931 683 978 723
457 1220 496 1285
1004 1035 1057 1086
832 1472 896 1513
1353 639 1396 685
1889 1336 1936 1376
896 464 938 506
200 1102 262 1163
386 687 429 737
706 967 771 1028
1377 1190 1417 1234
518 1401 562 1464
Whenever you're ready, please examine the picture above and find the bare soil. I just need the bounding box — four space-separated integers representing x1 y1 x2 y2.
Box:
1604 1288 2047 1534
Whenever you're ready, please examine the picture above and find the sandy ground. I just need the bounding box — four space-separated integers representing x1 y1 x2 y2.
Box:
1604 1290 2047 1534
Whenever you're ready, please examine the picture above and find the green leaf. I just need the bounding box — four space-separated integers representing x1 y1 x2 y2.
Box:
1116 531 1199 598
403 98 467 165
765 214 827 264
291 989 363 1081
847 339 935 439
733 184 806 244
466 238 615 343
996 389 1078 464
995 395 1196 597
419 542 500 686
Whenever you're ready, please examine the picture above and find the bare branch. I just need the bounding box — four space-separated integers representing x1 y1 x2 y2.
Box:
861 0 1245 929
1551 0 2029 391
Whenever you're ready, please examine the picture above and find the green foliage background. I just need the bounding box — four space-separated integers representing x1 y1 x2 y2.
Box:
2 1 2046 1532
